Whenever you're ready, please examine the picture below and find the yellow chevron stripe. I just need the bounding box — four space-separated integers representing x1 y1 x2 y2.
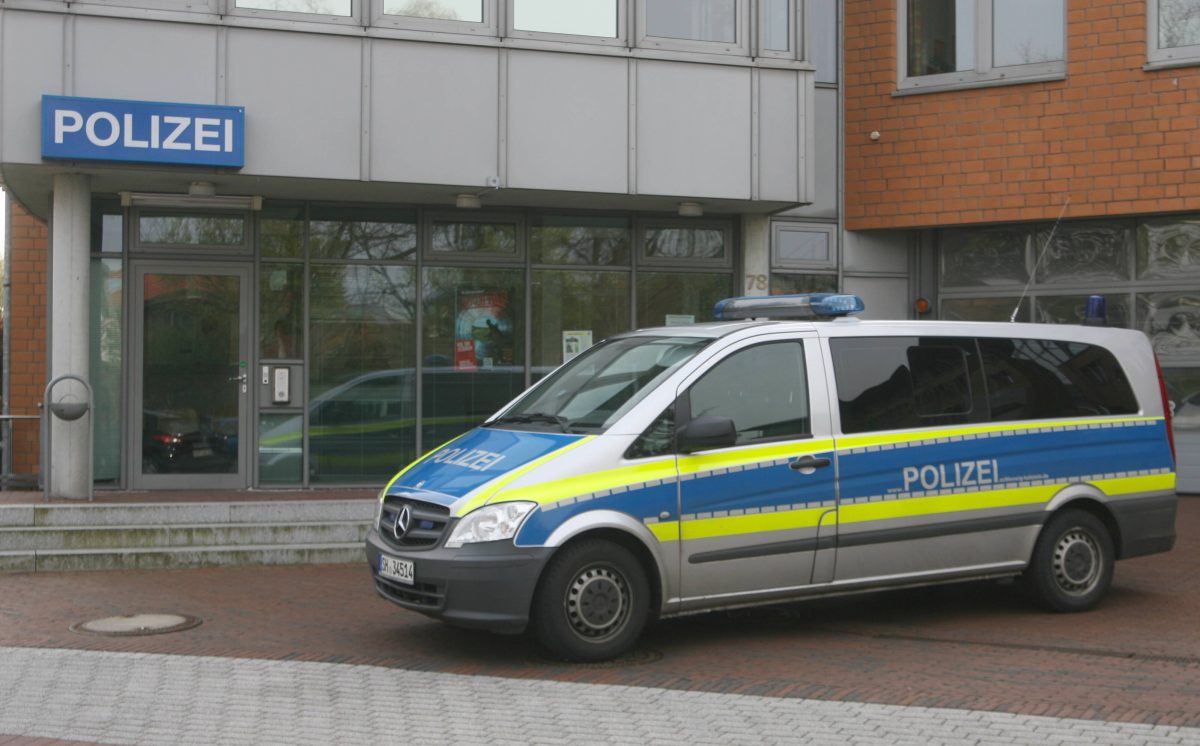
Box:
381 432 470 496
455 436 597 517
646 521 680 543
678 439 835 475
500 457 678 506
681 505 828 541
1090 472 1176 496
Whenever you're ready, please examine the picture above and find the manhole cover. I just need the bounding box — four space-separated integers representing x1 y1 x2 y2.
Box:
71 613 202 637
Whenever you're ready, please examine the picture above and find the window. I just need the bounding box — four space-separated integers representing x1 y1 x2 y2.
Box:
136 212 248 250
233 0 356 18
375 0 496 35
899 0 1065 93
831 337 982 433
72 0 218 11
772 222 836 268
510 0 623 41
639 0 748 53
688 342 810 444
809 0 838 82
1149 0 1200 67
978 338 1138 421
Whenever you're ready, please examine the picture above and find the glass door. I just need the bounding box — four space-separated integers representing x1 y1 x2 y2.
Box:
131 263 251 489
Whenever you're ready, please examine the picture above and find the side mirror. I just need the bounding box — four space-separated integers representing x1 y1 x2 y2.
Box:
678 415 737 453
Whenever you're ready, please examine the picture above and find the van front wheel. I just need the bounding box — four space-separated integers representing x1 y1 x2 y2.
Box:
1025 509 1114 612
531 539 650 662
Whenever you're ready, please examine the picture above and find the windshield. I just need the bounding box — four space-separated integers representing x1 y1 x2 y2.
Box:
495 335 712 432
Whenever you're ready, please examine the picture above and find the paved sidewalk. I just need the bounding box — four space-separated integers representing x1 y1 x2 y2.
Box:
2 646 1199 746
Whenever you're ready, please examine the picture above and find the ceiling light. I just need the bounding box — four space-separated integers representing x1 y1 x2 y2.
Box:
678 201 704 217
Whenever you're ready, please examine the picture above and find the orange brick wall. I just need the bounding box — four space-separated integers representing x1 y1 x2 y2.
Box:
845 0 1200 230
6 199 48 477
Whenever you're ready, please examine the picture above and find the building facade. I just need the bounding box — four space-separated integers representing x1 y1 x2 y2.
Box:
3 0 894 495
843 0 1200 491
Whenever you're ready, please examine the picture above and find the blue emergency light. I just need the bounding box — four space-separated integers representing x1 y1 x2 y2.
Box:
713 293 866 321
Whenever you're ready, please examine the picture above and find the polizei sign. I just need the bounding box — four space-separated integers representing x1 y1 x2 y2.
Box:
41 95 245 168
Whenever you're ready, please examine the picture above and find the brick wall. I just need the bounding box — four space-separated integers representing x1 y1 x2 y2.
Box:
6 198 48 478
845 0 1200 230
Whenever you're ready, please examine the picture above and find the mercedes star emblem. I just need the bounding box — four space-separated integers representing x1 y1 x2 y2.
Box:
393 504 412 540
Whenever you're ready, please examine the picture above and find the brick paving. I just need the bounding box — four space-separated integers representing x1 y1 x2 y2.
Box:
0 498 1196 742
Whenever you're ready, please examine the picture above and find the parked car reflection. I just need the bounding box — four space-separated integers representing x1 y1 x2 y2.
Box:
142 409 237 474
260 366 543 483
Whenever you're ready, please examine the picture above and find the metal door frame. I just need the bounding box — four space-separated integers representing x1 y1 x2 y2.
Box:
129 260 252 490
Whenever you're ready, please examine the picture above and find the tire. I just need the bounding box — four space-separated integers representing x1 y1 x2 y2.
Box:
1025 509 1114 613
530 539 650 662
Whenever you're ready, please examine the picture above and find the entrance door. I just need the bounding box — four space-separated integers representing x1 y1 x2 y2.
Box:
132 263 251 489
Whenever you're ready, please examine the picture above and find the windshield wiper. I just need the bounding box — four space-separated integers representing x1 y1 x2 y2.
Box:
487 412 573 433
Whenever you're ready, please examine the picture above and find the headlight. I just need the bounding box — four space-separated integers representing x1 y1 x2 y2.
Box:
445 502 537 548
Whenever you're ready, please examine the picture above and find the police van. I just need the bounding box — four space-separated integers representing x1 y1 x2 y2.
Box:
366 294 1177 661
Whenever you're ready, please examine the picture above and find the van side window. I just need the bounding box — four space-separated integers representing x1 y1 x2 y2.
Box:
626 406 675 459
687 342 810 444
831 337 981 433
978 338 1138 421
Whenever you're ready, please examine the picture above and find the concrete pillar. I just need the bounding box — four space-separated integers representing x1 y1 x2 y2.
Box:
741 214 770 297
48 174 91 499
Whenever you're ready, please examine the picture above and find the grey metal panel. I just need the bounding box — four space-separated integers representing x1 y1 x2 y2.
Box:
756 69 798 203
1 11 64 164
843 275 911 320
833 527 1039 582
506 50 627 194
843 230 911 274
73 17 217 104
635 60 751 200
226 29 361 180
370 41 499 188
775 86 837 218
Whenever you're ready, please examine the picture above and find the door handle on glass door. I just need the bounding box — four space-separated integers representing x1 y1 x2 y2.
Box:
228 374 248 383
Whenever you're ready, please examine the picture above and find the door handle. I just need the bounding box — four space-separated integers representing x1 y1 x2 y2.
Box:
790 455 831 471
227 374 248 383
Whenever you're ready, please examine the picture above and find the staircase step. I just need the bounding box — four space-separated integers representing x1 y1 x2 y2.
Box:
0 500 375 528
0 521 371 551
0 542 368 573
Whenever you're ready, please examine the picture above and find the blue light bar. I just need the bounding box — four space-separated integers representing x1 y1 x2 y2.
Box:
713 293 866 321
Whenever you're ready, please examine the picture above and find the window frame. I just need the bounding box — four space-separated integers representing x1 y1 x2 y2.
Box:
770 220 837 270
505 0 628 46
636 0 751 56
73 0 220 12
131 208 254 255
370 0 499 37
1147 0 1200 68
227 0 362 25
896 0 1067 95
756 0 798 60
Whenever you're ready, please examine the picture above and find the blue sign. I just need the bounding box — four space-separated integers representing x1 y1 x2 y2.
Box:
41 95 244 168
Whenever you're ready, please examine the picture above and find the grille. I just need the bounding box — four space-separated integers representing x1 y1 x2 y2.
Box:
375 577 443 609
378 496 452 549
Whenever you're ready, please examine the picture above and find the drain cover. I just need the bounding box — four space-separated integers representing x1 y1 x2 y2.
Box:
71 613 202 637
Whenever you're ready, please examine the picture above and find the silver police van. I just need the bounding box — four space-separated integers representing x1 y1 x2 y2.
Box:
366 294 1177 661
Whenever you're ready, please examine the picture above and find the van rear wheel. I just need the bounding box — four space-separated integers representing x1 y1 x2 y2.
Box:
1025 509 1114 612
531 539 650 662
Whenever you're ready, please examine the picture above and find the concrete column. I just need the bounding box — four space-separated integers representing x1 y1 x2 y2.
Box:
48 174 91 499
741 214 770 297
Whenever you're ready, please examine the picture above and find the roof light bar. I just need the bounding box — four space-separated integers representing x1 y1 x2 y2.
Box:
713 293 866 321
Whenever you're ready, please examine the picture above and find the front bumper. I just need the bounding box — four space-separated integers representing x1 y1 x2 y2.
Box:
365 527 554 634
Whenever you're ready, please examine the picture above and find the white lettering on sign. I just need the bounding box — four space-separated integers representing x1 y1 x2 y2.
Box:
902 459 1000 492
430 448 507 472
50 107 238 154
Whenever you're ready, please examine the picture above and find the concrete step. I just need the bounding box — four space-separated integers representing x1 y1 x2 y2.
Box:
0 542 367 573
0 499 375 528
0 499 378 573
0 520 371 551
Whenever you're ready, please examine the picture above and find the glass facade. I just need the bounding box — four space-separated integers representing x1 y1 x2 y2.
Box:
938 213 1200 460
88 201 733 487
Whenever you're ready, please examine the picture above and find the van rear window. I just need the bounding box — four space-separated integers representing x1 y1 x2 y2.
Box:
831 336 1138 434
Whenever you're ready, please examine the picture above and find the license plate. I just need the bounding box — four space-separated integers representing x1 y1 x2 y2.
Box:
379 554 414 585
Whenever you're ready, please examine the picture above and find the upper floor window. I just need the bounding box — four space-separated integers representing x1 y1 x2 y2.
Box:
899 0 1065 93
1149 0 1200 67
234 0 354 16
511 0 621 40
639 0 749 54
